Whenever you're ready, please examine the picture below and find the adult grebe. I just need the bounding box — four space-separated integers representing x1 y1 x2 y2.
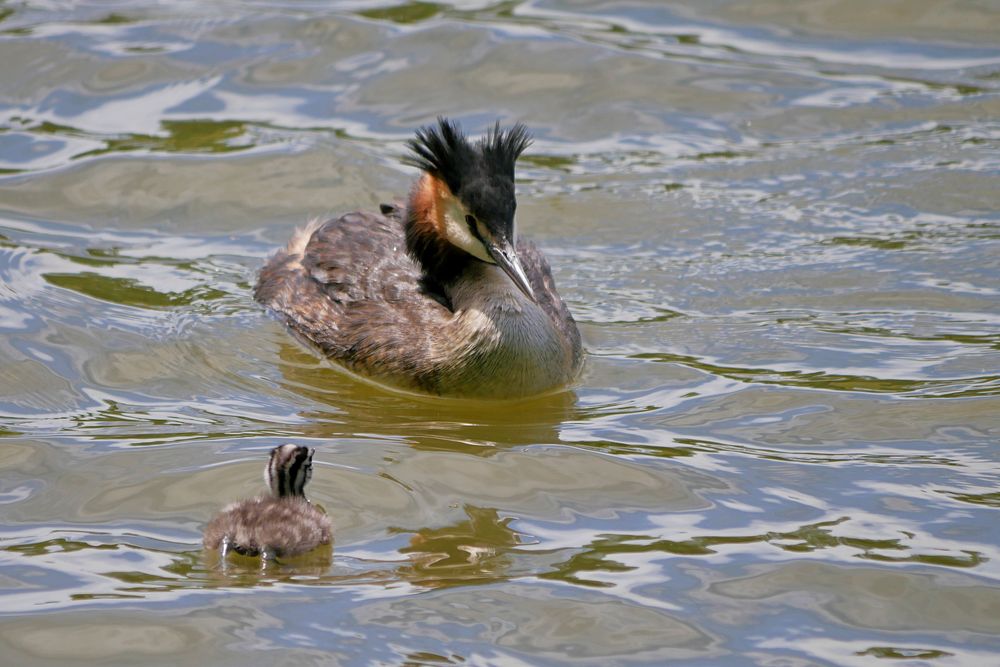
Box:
254 118 582 398
204 444 332 559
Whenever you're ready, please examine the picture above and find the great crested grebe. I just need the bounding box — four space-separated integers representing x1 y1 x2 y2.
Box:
204 444 332 559
254 118 582 398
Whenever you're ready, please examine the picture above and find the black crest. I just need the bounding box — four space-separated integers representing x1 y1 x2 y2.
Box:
405 117 532 195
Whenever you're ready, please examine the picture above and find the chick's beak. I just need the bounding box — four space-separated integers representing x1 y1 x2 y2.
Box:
487 237 536 302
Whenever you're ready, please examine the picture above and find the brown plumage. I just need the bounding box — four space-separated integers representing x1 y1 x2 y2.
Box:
254 118 583 398
203 444 332 559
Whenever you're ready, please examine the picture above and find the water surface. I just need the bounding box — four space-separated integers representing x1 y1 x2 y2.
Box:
1 1 999 665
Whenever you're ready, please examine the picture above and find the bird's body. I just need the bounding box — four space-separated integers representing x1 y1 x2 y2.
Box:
204 444 332 559
254 119 582 398
204 494 330 558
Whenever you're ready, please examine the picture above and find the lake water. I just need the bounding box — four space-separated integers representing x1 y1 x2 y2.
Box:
1 1 999 665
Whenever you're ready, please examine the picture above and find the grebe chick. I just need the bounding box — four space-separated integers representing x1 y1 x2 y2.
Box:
203 444 332 559
254 118 582 398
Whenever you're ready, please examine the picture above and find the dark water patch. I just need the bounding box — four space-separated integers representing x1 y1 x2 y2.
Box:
44 272 228 309
357 2 443 25
75 120 254 158
519 153 577 172
943 491 1000 509
856 645 955 660
571 438 697 460
94 13 135 25
823 235 909 250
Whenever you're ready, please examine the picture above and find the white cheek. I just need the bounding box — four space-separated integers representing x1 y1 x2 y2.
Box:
442 199 495 264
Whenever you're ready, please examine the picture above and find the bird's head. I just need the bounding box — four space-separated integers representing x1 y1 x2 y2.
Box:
406 117 535 300
265 444 314 498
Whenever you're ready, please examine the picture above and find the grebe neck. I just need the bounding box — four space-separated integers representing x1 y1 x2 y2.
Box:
405 173 478 288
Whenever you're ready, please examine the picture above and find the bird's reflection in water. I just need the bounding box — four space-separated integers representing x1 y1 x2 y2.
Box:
270 339 580 455
202 541 334 580
392 505 522 588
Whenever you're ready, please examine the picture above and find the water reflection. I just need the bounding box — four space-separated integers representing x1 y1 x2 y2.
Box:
272 340 580 454
203 542 334 580
393 505 519 588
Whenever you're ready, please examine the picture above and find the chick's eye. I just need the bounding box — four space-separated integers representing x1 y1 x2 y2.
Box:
465 214 476 226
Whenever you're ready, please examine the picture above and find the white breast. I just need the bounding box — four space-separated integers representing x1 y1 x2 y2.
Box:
443 265 570 397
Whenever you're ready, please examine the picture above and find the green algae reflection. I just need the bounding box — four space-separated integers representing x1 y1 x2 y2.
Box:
76 120 251 158
44 272 226 309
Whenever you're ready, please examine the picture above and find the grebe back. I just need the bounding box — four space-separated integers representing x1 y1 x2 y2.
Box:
254 118 582 398
203 444 332 559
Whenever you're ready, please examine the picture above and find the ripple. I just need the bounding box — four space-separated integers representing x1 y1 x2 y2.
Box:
634 351 1000 398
